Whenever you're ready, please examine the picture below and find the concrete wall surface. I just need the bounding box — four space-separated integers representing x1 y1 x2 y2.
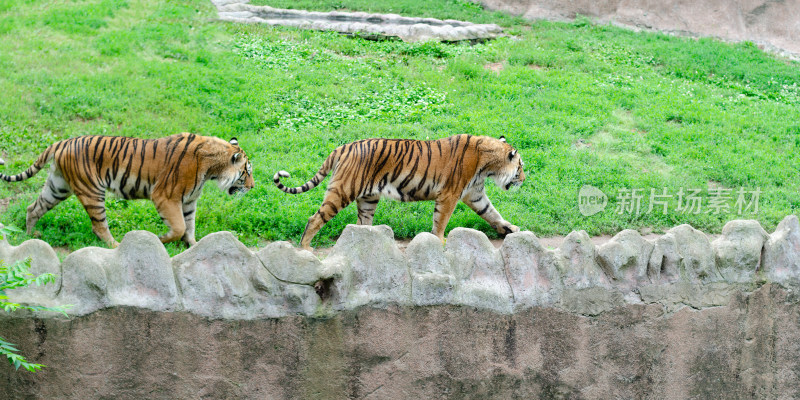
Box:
1 216 799 398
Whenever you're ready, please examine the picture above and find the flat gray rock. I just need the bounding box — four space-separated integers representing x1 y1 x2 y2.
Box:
214 1 503 42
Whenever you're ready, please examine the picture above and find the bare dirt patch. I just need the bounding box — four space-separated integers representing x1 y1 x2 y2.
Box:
573 138 592 150
72 115 103 123
484 62 505 72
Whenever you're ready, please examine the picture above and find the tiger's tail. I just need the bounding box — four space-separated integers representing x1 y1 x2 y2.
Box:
273 151 338 194
0 145 57 182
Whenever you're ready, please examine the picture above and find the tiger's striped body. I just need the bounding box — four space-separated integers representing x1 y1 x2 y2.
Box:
274 134 525 249
0 133 254 247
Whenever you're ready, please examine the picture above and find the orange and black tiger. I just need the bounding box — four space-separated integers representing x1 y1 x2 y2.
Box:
0 133 254 247
273 134 525 249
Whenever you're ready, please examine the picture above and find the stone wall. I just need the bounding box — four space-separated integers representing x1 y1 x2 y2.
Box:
478 0 800 58
1 216 800 398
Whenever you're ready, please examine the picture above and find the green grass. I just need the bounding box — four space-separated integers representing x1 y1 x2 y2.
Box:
0 0 798 254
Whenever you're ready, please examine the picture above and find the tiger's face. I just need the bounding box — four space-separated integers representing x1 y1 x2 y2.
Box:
218 138 255 196
228 158 254 195
495 136 526 191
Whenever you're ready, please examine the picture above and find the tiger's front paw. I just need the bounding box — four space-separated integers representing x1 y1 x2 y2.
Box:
499 224 519 236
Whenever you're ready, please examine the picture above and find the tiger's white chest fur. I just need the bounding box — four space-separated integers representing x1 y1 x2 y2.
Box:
379 183 404 201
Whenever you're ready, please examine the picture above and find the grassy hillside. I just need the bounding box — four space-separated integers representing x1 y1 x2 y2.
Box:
0 0 798 253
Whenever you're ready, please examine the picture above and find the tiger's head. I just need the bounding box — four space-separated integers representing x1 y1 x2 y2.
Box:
217 137 255 196
490 136 525 191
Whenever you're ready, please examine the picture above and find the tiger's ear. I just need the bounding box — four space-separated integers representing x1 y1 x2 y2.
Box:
499 136 506 143
229 137 239 146
508 149 516 161
232 152 242 164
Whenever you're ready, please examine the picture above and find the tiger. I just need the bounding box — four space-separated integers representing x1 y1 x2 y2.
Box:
0 133 254 247
273 134 525 250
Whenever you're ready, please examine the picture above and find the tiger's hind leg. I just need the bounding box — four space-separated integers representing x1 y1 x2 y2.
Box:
74 192 118 247
181 199 198 246
462 189 519 236
300 188 352 250
356 195 380 225
26 169 73 237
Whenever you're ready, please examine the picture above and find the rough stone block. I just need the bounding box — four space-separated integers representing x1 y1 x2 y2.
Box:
326 225 410 308
559 230 610 288
173 231 318 319
106 231 178 311
407 232 455 306
1 235 61 307
762 215 800 283
596 229 654 289
712 220 769 282
500 231 561 308
7 209 800 321
256 241 322 285
648 224 717 283
59 231 179 315
446 228 512 313
59 246 115 316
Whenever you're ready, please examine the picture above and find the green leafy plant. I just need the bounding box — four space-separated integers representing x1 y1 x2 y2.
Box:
275 83 448 130
0 225 66 372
